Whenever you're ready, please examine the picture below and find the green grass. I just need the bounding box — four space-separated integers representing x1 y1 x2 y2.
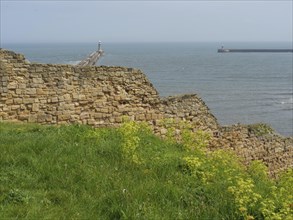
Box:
0 122 292 219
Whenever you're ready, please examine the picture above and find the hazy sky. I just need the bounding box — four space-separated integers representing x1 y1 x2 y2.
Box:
1 1 292 43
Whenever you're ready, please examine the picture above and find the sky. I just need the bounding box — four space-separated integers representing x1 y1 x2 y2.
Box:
0 0 292 44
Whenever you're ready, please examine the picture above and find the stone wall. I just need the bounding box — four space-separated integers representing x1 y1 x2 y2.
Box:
0 50 161 126
0 49 292 175
0 49 218 132
160 94 219 132
210 125 292 176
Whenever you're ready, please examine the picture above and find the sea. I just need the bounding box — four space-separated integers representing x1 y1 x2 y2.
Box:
2 42 293 136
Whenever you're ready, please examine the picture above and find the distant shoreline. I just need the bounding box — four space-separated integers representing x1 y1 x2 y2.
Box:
218 48 293 53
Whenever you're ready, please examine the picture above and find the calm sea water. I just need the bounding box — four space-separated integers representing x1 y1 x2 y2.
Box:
2 42 293 136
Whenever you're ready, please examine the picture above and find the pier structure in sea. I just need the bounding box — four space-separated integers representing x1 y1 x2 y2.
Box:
76 41 104 67
218 46 293 53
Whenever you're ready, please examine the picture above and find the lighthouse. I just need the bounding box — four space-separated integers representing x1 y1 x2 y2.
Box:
98 41 102 51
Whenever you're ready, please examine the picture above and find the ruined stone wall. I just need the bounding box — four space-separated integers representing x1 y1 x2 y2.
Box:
0 50 163 126
210 125 292 176
160 94 219 131
0 49 292 175
0 49 218 132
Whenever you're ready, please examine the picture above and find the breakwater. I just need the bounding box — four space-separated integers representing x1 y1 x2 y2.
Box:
0 49 292 175
218 48 293 53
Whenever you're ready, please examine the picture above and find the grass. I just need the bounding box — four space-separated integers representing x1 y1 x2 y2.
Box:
0 122 292 219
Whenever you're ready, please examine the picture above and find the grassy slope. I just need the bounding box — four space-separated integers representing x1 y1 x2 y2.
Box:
0 122 292 219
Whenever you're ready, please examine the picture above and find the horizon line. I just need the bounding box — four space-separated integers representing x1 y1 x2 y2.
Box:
2 40 293 45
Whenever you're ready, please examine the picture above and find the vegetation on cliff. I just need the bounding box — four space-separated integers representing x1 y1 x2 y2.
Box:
0 121 292 219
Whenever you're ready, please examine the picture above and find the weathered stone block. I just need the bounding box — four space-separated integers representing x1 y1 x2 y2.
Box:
114 117 122 123
63 94 71 101
72 93 79 100
35 67 43 72
79 100 89 105
70 115 79 121
39 99 47 104
64 104 74 110
18 84 26 89
94 113 103 119
2 81 8 87
32 78 43 84
135 114 145 121
58 96 65 102
18 114 29 120
32 103 39 112
5 99 13 105
23 98 35 104
7 82 17 89
96 92 104 97
37 114 48 122
0 87 8 93
14 98 23 104
20 68 27 73
58 114 71 121
11 105 20 111
1 76 8 81
145 113 153 121
36 88 46 95
87 119 96 125
0 112 8 118
51 97 58 103
78 94 86 100
100 108 109 113
28 114 37 122
15 89 22 95
26 88 36 95
80 112 89 120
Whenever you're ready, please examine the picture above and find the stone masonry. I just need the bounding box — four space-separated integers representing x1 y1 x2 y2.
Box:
0 49 292 175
